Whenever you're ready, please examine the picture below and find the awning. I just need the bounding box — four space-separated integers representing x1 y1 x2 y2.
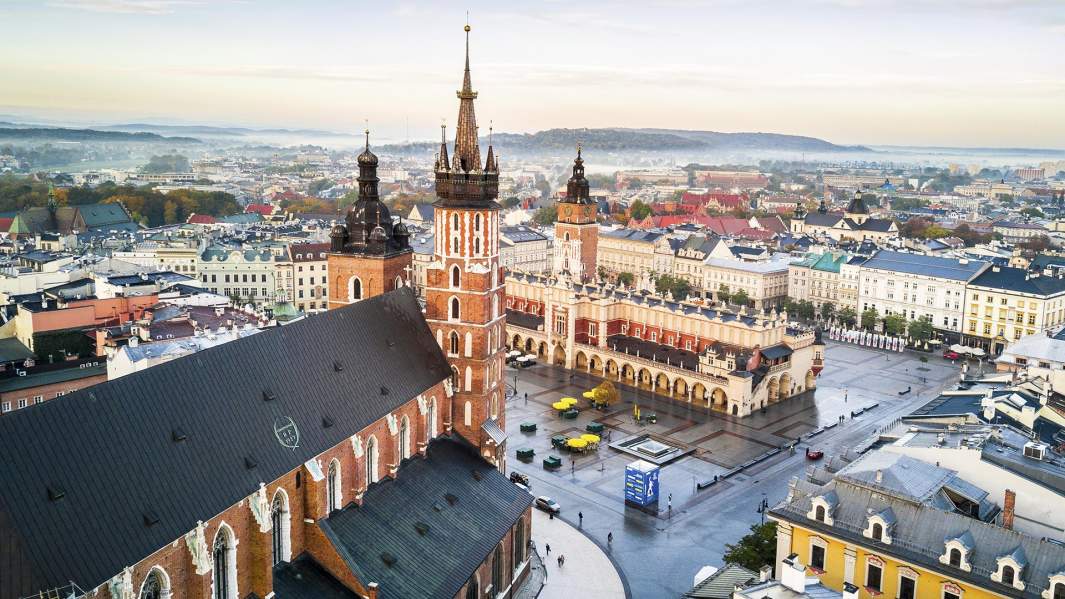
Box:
760 344 793 360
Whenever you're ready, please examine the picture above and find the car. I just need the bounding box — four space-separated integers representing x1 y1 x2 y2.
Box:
943 350 961 360
535 496 561 514
805 448 824 460
510 472 530 487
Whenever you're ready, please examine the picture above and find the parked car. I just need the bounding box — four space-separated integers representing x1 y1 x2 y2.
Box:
943 350 961 360
805 448 824 460
535 496 561 514
510 472 530 487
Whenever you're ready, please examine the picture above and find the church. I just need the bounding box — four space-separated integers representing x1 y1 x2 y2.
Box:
790 190 898 242
0 26 529 599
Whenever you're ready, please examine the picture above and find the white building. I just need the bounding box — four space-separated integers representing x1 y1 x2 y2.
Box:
500 226 550 273
197 245 293 307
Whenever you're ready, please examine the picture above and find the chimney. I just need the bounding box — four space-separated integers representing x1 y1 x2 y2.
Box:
875 469 883 484
759 565 773 582
780 554 806 593
367 583 379 599
1003 489 1016 530
842 582 860 599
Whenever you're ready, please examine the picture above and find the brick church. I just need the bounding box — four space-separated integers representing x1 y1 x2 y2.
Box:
0 26 528 599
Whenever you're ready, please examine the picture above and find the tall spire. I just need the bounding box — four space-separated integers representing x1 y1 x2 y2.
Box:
484 121 496 172
453 22 481 172
437 121 450 171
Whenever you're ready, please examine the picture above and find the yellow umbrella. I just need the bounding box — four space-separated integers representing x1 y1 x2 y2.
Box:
566 438 588 449
560 397 577 405
580 433 600 444
551 401 569 410
582 391 596 399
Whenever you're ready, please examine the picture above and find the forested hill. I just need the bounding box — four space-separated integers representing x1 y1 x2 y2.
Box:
0 127 200 143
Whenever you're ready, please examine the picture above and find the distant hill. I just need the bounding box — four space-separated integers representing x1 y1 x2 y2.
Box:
100 123 349 139
0 127 200 143
630 128 870 152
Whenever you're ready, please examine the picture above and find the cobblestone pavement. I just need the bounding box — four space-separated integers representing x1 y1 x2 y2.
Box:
507 340 962 598
529 508 626 599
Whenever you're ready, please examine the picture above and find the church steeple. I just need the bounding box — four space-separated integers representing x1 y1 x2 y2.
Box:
562 144 591 205
453 23 481 173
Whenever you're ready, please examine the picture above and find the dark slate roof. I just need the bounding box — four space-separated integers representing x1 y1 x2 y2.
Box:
863 249 987 281
860 218 896 232
273 554 359 599
0 287 451 598
0 337 33 363
0 362 105 393
319 438 533 599
759 344 793 360
969 266 1065 296
79 203 134 229
803 212 843 227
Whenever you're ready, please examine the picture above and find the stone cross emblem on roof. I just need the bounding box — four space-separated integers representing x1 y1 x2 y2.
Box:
274 416 300 449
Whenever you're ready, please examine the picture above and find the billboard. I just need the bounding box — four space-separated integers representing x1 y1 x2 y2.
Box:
624 460 660 507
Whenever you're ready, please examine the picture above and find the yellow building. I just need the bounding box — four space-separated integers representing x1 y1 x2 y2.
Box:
962 265 1065 354
770 451 1065 599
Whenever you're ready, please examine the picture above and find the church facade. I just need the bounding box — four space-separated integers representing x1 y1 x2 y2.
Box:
791 191 898 242
0 27 531 599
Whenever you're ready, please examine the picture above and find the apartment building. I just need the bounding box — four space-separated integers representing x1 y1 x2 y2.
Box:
290 242 329 312
962 265 1065 354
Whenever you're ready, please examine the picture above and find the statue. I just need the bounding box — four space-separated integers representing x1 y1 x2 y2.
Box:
185 521 211 575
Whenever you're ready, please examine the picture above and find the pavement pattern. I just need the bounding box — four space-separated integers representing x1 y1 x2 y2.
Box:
530 508 627 599
506 340 964 599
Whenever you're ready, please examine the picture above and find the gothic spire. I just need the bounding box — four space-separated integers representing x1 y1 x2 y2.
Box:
437 122 450 171
485 121 497 172
453 23 482 172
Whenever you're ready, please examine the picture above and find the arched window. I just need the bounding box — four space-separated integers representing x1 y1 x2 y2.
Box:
492 543 505 594
366 436 379 484
815 505 825 522
271 489 291 565
451 265 461 288
465 366 472 392
464 401 472 427
452 213 460 231
475 214 482 232
348 276 362 301
491 392 499 419
399 416 411 460
212 525 237 599
464 576 479 599
450 297 461 320
449 331 460 355
564 232 571 241
871 523 883 541
465 331 473 357
949 548 962 567
474 237 481 255
512 518 526 568
1002 565 1015 586
1053 582 1065 599
139 568 169 599
427 397 437 441
394 275 403 290
451 366 460 392
492 294 499 319
452 237 459 253
327 459 341 512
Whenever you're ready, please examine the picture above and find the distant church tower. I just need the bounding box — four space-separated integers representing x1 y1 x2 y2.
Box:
844 190 870 225
553 146 598 281
327 131 413 308
425 25 507 467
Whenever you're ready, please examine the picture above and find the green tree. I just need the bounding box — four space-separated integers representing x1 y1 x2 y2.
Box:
797 300 816 320
723 522 778 573
307 178 335 197
628 199 652 222
531 205 558 226
503 196 521 208
717 285 731 304
1020 206 1044 219
670 278 692 301
861 308 880 331
732 289 750 307
597 266 608 281
908 316 934 342
837 307 857 327
781 298 798 315
616 272 634 286
884 313 907 336
820 302 836 321
141 154 190 173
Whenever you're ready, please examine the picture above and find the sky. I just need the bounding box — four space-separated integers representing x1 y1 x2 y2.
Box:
1 0 1063 148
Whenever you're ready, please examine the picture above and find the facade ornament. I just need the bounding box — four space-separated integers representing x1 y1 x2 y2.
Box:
108 566 134 599
417 395 428 415
387 413 399 435
350 434 363 458
443 377 455 398
248 483 270 533
185 521 211 575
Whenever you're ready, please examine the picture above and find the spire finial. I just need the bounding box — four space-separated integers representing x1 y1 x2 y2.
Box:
489 120 493 145
577 141 582 159
364 119 370 151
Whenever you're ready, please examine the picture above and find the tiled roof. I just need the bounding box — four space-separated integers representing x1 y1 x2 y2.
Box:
0 288 451 597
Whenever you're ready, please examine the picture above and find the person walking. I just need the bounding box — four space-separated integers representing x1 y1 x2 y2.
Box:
524 392 528 405
578 511 584 527
557 554 565 568
607 531 613 546
545 543 551 556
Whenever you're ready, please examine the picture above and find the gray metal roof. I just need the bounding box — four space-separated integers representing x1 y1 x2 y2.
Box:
862 249 987 281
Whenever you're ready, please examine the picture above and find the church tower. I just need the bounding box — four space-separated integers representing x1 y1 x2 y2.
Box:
553 146 598 281
425 24 507 467
327 131 413 308
844 190 870 225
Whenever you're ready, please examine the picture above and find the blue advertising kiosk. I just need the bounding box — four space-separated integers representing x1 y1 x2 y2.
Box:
624 459 660 512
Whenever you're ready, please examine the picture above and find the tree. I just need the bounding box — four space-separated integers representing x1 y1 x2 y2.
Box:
628 199 652 222
884 313 907 336
307 178 335 197
732 289 750 307
820 302 836 321
908 315 934 342
723 522 778 573
797 300 815 320
861 307 880 331
1020 235 1052 252
531 205 557 226
616 272 634 286
781 298 798 315
837 307 857 327
1020 207 1045 219
717 285 731 304
141 154 190 174
597 266 608 282
503 196 521 208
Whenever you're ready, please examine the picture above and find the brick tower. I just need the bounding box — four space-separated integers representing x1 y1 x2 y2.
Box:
553 146 598 282
425 24 507 468
327 131 413 307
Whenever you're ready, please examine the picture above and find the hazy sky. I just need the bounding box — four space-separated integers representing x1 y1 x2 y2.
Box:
1 0 1063 147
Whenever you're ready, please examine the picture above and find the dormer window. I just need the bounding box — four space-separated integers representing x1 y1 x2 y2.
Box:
940 531 974 572
815 505 825 522
949 548 962 567
872 523 884 541
1043 576 1065 599
862 509 894 544
992 546 1027 592
807 492 837 526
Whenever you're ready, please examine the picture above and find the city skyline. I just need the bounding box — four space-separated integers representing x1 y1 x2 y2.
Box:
1 0 1064 148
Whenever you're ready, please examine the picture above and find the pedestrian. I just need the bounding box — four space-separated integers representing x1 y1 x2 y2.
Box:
558 554 565 568
607 531 613 545
549 511 554 520
524 392 528 405
545 543 551 556
578 511 584 526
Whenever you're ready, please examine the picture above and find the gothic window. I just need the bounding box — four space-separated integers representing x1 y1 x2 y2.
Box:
139 569 167 599
450 297 461 320
491 392 499 419
427 397 437 441
394 276 403 290
464 576 479 599
493 294 499 319
492 543 505 594
464 401 472 427
465 366 473 392
366 436 379 484
212 526 236 599
564 232 570 242
512 518 526 567
451 265 461 288
451 366 460 392
475 214 481 232
453 213 460 231
465 332 473 357
271 489 290 565
452 237 459 254
475 237 481 255
348 276 362 301
399 416 411 460
327 459 341 512
449 331 460 355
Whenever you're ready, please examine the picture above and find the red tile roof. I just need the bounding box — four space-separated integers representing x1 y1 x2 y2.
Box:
245 203 276 216
186 214 216 225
